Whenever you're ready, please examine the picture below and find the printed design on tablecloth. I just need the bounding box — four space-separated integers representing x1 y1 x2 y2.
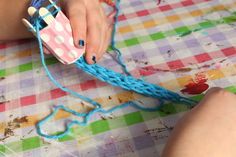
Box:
40 11 85 65
181 72 209 95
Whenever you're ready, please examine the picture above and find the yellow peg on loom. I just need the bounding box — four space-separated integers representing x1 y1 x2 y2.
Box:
28 6 37 17
24 6 56 29
22 7 37 35
48 0 59 9
22 19 36 35
39 7 55 26
22 1 85 65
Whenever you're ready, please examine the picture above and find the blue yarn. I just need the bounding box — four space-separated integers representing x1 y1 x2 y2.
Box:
74 58 195 104
30 0 59 27
35 19 101 109
30 0 197 139
110 0 131 75
30 0 58 9
30 0 46 9
37 101 165 139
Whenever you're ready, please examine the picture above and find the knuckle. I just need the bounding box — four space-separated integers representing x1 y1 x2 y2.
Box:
68 10 85 18
90 17 102 26
88 4 100 12
67 5 86 18
87 40 100 50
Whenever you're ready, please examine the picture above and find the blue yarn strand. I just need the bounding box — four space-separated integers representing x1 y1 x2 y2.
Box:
30 0 46 9
37 101 165 139
34 19 102 109
31 0 197 139
110 0 131 75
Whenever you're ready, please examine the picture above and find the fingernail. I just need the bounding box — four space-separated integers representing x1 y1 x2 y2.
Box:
78 40 85 48
92 55 97 64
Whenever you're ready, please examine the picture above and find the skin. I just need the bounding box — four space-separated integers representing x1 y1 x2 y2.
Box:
162 87 236 157
0 0 113 64
0 0 32 39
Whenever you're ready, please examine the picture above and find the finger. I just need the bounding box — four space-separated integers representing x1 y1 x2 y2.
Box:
66 0 86 49
97 22 113 60
85 2 104 64
43 46 51 55
96 8 116 60
107 10 116 20
98 9 116 58
205 87 223 96
96 7 111 60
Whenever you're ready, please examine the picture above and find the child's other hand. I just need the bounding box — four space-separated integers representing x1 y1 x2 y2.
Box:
162 88 236 157
60 0 114 64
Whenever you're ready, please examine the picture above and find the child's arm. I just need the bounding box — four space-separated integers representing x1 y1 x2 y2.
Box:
0 0 32 40
162 88 236 157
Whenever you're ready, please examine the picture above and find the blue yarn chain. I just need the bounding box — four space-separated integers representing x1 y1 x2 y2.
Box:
30 0 197 139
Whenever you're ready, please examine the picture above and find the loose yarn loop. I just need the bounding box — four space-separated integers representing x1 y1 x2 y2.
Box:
30 0 197 139
37 101 165 139
110 0 131 75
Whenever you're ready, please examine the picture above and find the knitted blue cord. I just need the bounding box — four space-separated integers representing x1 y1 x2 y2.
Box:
30 0 197 139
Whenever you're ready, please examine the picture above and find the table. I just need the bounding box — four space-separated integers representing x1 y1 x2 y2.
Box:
0 0 236 156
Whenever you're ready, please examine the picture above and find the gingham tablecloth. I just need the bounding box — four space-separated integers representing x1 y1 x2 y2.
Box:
0 0 236 156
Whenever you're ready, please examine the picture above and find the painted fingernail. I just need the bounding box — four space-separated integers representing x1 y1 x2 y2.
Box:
92 55 97 64
78 40 85 48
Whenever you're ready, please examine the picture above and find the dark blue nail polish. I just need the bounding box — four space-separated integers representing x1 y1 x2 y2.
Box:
78 40 85 48
92 56 97 64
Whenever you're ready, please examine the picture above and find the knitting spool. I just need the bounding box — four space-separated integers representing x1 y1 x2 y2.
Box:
23 5 85 64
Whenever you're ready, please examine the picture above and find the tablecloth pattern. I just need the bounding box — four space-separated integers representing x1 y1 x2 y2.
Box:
0 0 236 156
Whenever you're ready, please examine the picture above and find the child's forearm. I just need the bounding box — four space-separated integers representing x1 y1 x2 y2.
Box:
0 0 33 41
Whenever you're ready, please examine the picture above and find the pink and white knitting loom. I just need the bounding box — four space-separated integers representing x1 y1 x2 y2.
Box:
23 5 85 65
22 0 116 65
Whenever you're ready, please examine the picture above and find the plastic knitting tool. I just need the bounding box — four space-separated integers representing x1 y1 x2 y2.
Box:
22 6 85 65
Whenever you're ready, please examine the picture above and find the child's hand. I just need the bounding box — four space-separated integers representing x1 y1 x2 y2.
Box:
60 0 114 64
0 0 114 64
162 88 236 157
